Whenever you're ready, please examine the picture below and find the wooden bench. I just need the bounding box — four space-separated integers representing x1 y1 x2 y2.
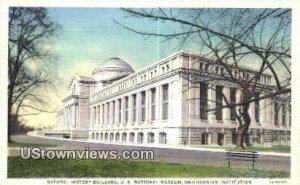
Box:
226 150 258 169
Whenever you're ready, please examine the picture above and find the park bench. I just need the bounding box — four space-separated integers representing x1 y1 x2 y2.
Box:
226 150 258 169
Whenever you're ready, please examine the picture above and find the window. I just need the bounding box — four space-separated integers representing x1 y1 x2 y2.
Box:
112 101 115 124
93 106 96 125
162 84 169 120
137 133 144 143
217 133 225 146
116 133 120 141
289 105 291 126
148 133 154 143
141 91 146 122
110 133 114 141
118 98 122 123
129 132 135 143
254 93 260 123
159 132 167 144
151 88 156 120
200 83 208 119
122 133 127 142
132 94 137 122
216 86 223 120
106 102 110 124
125 97 129 123
274 102 279 126
102 104 104 124
205 64 209 71
282 103 286 126
230 88 236 121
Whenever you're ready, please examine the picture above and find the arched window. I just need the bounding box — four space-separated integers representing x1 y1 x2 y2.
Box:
148 133 155 143
122 132 127 142
92 132 95 140
110 133 114 141
96 133 99 140
105 133 108 141
129 132 135 143
100 133 103 141
137 133 144 143
116 133 120 141
217 133 225 146
159 132 167 144
202 133 209 145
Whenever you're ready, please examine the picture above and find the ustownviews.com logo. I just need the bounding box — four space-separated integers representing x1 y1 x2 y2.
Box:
20 147 154 160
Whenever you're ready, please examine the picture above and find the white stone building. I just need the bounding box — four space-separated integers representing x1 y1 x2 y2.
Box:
50 51 291 147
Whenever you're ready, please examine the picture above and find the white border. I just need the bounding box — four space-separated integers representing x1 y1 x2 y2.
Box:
1 1 299 185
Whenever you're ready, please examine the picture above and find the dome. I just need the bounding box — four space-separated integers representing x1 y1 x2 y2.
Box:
100 57 134 71
92 57 134 82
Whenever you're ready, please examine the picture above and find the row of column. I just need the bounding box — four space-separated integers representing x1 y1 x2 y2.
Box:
90 84 169 128
189 82 272 125
64 103 79 128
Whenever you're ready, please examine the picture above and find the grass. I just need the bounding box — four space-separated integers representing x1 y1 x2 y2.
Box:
7 157 289 178
8 141 57 148
190 145 290 153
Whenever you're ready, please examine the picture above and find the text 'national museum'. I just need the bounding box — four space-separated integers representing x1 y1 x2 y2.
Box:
36 51 291 147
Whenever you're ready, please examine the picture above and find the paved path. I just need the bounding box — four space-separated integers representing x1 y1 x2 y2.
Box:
10 135 290 172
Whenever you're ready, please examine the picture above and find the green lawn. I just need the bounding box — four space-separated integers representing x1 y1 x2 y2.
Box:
190 145 290 153
8 141 57 148
7 157 289 178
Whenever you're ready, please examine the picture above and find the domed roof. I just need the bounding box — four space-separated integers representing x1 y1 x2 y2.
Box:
95 57 134 72
92 57 134 81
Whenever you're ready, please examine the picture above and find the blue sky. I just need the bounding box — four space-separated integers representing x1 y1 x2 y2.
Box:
47 8 197 71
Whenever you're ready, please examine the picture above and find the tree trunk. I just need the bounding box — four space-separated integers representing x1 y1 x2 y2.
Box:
236 101 251 149
7 83 14 143
236 125 245 149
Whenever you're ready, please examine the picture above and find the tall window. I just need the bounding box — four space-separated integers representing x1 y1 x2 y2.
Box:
216 85 223 120
230 88 236 120
97 105 100 125
162 84 169 120
93 106 96 125
118 98 122 123
254 93 260 123
200 83 208 119
151 88 156 121
112 101 115 124
132 94 137 122
125 96 129 123
282 103 286 126
289 105 291 126
106 102 110 124
274 102 279 126
141 91 146 122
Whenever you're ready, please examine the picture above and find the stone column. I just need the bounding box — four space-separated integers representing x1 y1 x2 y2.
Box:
72 104 76 128
249 101 255 125
137 92 141 124
64 108 68 128
156 86 160 121
223 87 231 122
128 95 132 124
208 83 216 123
145 89 149 124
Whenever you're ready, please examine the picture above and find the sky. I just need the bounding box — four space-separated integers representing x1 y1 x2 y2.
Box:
25 8 199 128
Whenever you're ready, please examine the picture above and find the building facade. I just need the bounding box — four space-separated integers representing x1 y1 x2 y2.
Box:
50 51 291 147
